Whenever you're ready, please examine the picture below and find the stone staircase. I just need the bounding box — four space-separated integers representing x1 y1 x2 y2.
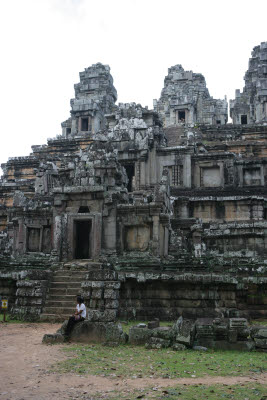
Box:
40 267 88 322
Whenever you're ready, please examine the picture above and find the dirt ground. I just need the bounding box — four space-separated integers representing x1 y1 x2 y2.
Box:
0 323 266 400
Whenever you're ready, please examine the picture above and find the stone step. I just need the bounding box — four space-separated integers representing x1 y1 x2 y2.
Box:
53 269 87 276
48 287 81 296
47 294 76 300
52 275 85 282
63 261 102 270
43 306 77 314
49 282 82 289
40 313 69 322
45 300 76 307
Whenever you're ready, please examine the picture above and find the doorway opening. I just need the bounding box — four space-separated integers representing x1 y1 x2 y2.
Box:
75 220 91 259
125 164 135 192
241 114 248 125
178 110 185 122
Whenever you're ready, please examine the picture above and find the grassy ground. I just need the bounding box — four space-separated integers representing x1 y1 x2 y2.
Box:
54 344 267 378
103 384 267 400
0 312 22 323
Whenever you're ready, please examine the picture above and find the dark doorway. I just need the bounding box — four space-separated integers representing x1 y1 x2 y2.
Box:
81 117 89 131
216 120 221 125
241 115 248 125
125 164 135 192
75 220 90 259
178 110 185 122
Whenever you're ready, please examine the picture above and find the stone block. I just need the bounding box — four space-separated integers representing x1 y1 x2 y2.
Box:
86 270 117 281
152 326 174 341
229 318 249 339
129 326 153 345
92 281 105 288
104 299 119 309
148 320 160 329
105 281 121 290
42 333 64 344
91 288 103 299
53 320 127 344
195 318 214 338
145 337 171 349
104 289 119 299
87 309 117 322
192 345 208 351
173 316 195 347
172 343 187 351
254 338 267 349
250 325 267 339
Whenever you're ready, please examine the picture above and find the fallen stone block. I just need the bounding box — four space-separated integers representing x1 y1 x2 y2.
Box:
151 326 173 341
192 345 208 351
172 343 187 351
129 326 153 345
45 320 127 344
254 338 267 349
250 325 267 339
174 316 195 347
42 333 64 344
145 337 170 349
148 320 160 329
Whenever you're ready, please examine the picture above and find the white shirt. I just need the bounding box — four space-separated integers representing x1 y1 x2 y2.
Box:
76 303 86 318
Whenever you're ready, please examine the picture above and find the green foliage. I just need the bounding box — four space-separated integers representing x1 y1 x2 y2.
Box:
53 344 267 379
0 313 23 323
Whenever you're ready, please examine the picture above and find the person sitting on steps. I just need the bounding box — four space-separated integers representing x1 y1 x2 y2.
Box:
65 295 86 339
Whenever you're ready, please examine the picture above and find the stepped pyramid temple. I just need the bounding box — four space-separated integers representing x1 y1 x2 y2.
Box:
0 42 267 323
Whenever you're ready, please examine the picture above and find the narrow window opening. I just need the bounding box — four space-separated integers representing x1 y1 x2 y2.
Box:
241 115 248 125
66 128 71 135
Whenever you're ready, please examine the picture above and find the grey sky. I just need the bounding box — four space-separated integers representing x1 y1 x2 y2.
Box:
0 0 266 169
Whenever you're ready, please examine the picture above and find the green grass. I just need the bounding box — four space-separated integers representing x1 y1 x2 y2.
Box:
103 384 267 400
0 313 23 323
53 344 267 378
251 319 267 326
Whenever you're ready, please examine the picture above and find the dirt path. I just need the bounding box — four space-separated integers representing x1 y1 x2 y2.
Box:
0 323 266 400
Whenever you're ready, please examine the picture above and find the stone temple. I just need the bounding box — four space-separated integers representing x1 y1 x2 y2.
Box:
0 42 267 323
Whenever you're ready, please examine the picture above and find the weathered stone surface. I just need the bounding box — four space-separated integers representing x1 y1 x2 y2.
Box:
192 345 208 351
172 343 187 351
174 316 195 347
129 326 153 345
148 320 160 329
42 333 65 344
87 309 117 322
145 337 171 349
1 44 267 325
50 320 127 344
